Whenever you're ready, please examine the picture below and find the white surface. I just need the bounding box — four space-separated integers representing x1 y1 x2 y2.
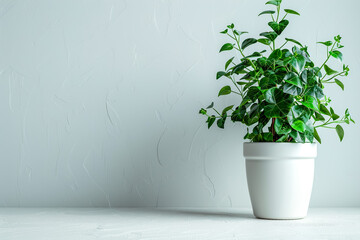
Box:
0 208 359 240
0 0 360 207
244 143 315 219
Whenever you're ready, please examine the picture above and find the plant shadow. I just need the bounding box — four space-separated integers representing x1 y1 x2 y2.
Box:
155 208 255 220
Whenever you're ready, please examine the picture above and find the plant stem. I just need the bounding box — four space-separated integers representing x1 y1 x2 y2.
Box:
322 71 345 82
315 42 336 76
233 32 258 71
275 6 280 22
231 90 242 95
314 119 346 128
228 76 243 97
212 107 221 116
320 74 327 82
320 126 336 129
226 33 236 41
279 40 288 49
280 13 288 21
271 118 276 141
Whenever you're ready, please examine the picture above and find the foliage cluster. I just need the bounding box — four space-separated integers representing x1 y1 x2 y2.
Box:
199 0 354 143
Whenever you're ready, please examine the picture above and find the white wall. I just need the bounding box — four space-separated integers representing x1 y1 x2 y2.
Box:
0 0 359 207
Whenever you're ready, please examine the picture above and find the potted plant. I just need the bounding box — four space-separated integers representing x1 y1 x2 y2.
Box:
199 0 355 219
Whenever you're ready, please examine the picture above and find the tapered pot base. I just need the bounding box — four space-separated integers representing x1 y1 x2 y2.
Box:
243 143 317 220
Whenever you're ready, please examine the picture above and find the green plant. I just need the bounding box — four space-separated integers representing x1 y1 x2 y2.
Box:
199 0 354 143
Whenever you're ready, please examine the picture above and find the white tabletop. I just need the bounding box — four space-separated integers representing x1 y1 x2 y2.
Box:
0 208 359 240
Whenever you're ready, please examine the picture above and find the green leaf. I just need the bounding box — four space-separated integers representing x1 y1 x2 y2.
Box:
241 71 256 80
264 88 294 118
335 124 344 141
265 0 282 6
232 61 250 74
257 57 271 68
334 79 344 90
300 69 317 84
304 85 324 99
287 105 311 125
284 72 302 88
314 112 325 121
264 88 276 103
319 104 331 116
317 41 333 47
258 10 275 16
227 23 234 29
283 83 302 96
259 31 278 41
275 67 287 80
344 108 355 124
304 120 314 143
234 31 249 36
216 71 227 79
302 96 319 111
217 114 227 129
237 81 247 85
284 9 300 15
206 102 214 109
329 107 339 120
276 134 289 142
222 105 234 115
245 86 262 102
243 128 251 140
225 57 234 70
332 114 340 121
220 29 228 34
290 130 306 143
218 86 231 96
268 20 289 35
249 103 259 118
244 52 262 58
206 115 216 128
274 118 291 135
241 38 257 50
285 38 303 47
259 77 276 90
199 108 207 115
268 49 282 61
329 50 343 61
263 132 273 142
291 119 306 132
288 54 305 73
313 128 321 143
259 112 270 127
334 35 342 43
244 114 259 126
231 106 246 122
219 43 234 52
243 81 257 90
258 38 271 45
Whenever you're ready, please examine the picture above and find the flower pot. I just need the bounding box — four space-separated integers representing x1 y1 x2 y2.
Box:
243 142 317 220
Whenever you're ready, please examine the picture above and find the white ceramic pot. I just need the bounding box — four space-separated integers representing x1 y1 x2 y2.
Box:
243 142 317 220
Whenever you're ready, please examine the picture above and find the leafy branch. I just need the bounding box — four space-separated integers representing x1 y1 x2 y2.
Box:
199 0 354 143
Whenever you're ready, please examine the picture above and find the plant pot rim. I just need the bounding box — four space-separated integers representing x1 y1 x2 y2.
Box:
243 142 317 159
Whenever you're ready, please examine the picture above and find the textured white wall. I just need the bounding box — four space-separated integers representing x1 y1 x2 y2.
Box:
0 0 359 207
